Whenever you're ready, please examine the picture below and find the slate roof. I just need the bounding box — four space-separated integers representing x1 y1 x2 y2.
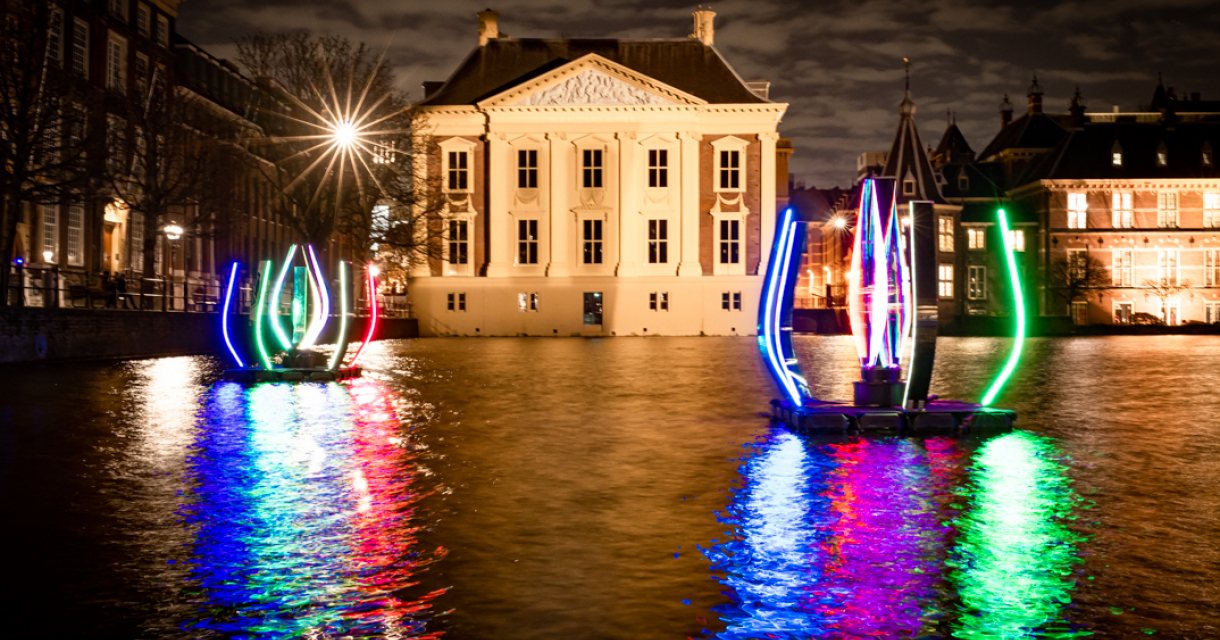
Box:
421 38 768 106
977 112 1071 160
935 122 974 164
881 92 946 204
1021 120 1220 181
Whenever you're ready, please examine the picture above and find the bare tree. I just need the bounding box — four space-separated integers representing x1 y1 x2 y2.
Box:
1142 278 1191 323
1050 251 1111 312
0 3 89 305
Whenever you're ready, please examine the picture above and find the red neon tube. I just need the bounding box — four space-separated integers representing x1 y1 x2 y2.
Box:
346 266 379 368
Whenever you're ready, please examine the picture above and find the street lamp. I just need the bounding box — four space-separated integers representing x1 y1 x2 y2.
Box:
162 222 183 311
332 120 358 148
832 216 847 230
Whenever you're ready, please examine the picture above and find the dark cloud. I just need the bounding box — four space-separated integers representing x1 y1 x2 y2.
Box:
178 0 1220 186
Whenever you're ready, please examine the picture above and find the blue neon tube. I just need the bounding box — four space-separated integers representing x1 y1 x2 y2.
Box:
221 261 245 368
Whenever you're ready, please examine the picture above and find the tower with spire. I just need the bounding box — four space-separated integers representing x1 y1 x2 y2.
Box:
881 57 946 205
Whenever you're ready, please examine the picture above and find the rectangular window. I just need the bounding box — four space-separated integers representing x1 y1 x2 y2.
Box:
517 149 537 189
649 292 657 311
109 0 128 21
130 210 144 269
447 219 468 265
1115 302 1134 325
1067 249 1088 281
1112 192 1133 228
1157 192 1179 228
40 204 59 263
107 32 127 93
582 149 603 188
48 7 64 65
446 151 468 191
967 227 986 250
66 204 83 266
583 292 603 325
582 219 603 264
938 263 954 298
1204 192 1220 228
1206 249 1220 287
649 292 670 312
1206 302 1220 325
648 149 668 188
732 291 742 310
72 18 89 78
155 14 169 47
938 216 954 253
1067 192 1087 229
136 3 150 37
133 53 149 97
529 292 539 311
1007 228 1026 252
1157 248 1179 286
648 219 668 264
968 265 987 300
517 219 538 265
719 219 740 264
446 292 467 311
722 292 731 310
1072 301 1088 326
1112 249 1134 287
718 150 741 190
106 114 125 173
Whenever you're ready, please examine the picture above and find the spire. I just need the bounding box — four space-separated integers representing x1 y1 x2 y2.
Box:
899 57 914 116
1027 73 1044 114
883 67 945 205
1069 86 1087 125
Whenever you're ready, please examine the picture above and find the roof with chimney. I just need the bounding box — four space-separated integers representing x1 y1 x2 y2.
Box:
881 63 945 205
421 37 768 106
1020 120 1220 181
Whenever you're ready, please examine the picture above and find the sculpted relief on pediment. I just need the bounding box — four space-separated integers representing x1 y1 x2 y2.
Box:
516 70 672 107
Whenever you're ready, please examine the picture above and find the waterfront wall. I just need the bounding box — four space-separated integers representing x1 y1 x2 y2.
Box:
0 308 417 364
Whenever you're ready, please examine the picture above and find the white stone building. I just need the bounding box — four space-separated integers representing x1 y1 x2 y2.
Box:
409 9 787 336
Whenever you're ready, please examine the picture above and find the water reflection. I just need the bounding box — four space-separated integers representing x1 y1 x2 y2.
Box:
707 430 1086 639
181 379 445 638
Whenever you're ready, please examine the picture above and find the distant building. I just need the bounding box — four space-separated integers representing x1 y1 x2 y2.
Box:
410 9 789 336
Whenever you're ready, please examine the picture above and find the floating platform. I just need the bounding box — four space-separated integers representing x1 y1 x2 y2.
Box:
221 366 363 384
770 398 1015 435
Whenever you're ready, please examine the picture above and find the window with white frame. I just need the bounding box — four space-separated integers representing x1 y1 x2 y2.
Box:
1111 248 1133 287
106 32 127 93
1157 248 1179 285
1111 191 1133 228
517 219 538 265
72 18 89 78
1206 249 1220 287
1114 301 1134 325
648 292 669 311
718 150 741 190
1067 192 1088 229
136 3 150 36
1207 301 1220 324
968 265 987 300
40 204 59 263
517 292 540 312
47 7 64 65
1157 191 1179 228
109 0 128 21
446 292 467 311
718 219 740 265
732 291 742 310
581 148 603 188
517 149 537 189
582 219 603 264
648 149 668 188
1204 192 1220 228
938 264 954 298
967 227 986 250
1067 249 1088 281
66 204 83 266
648 219 668 264
1007 228 1026 252
938 216 954 253
155 14 169 47
446 150 469 191
720 291 743 310
446 219 468 265
902 176 916 196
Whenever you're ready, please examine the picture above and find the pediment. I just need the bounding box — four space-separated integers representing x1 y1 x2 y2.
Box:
480 54 705 108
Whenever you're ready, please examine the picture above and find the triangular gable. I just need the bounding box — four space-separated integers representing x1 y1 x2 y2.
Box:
479 54 706 108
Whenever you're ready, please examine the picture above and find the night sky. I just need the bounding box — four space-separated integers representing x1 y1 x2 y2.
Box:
177 0 1220 187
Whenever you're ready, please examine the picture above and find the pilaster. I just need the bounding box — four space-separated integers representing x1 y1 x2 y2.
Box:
759 131 779 276
485 132 511 277
677 131 703 276
546 132 572 277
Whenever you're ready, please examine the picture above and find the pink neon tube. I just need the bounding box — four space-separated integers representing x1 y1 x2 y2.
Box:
345 266 379 368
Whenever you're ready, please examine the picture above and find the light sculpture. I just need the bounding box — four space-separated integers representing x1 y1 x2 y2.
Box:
758 177 1019 433
219 245 377 382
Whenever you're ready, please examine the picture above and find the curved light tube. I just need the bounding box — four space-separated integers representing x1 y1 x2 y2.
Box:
981 208 1026 406
267 244 298 351
327 261 351 371
901 202 918 408
757 208 806 406
345 265 380 368
252 259 274 370
847 180 869 363
298 244 331 350
221 261 245 368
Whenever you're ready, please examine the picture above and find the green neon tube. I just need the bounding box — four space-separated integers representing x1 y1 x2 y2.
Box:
252 259 274 369
981 208 1026 406
327 261 350 371
267 244 298 351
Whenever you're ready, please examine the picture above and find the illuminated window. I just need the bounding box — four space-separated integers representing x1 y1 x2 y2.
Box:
47 7 64 65
648 149 668 188
582 219 603 264
1067 192 1087 229
106 32 127 93
648 292 669 311
446 151 469 191
582 149 603 188
1111 249 1133 287
529 292 538 311
648 219 668 264
1206 249 1220 287
719 150 741 190
66 204 83 266
938 264 953 298
938 216 954 253
447 219 468 265
71 18 89 78
517 149 537 189
1067 249 1088 281
1157 192 1178 228
517 292 540 312
1204 192 1220 228
109 0 128 21
446 292 467 311
1007 228 1026 252
129 210 143 269
372 139 396 165
1204 143 1214 168
1157 248 1179 286
1206 301 1220 324
39 204 59 263
1112 142 1123 166
517 219 538 265
1115 302 1134 325
902 176 915 196
136 3 150 37
718 219 740 264
1111 191 1133 228
1156 142 1168 167
968 265 987 300
967 227 986 250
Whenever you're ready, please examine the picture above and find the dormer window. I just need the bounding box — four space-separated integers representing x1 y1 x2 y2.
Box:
1111 141 1123 167
958 173 970 191
1203 142 1213 168
902 176 916 196
1156 142 1168 167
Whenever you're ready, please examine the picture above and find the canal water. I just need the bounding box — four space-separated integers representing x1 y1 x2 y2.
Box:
1 336 1218 638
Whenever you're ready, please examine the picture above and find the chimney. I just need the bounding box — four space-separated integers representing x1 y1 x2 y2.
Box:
691 7 715 46
478 8 499 46
1069 86 1086 125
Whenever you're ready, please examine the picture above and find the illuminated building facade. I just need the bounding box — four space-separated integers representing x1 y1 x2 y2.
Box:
410 9 789 336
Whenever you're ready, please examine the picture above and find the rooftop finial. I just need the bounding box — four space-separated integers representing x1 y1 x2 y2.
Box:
903 56 911 92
